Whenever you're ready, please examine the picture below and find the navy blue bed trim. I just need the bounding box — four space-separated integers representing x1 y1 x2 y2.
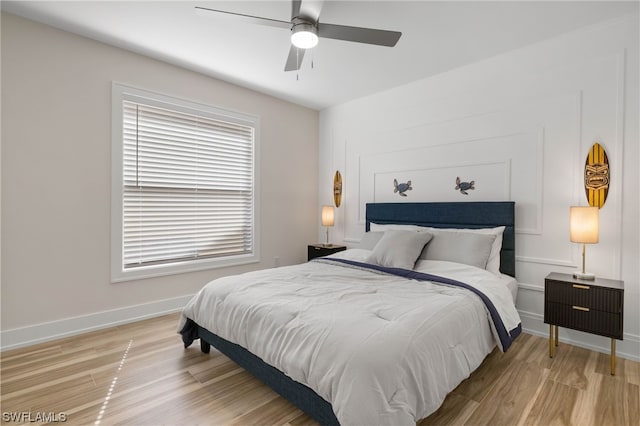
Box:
320 257 522 351
180 319 339 425
365 202 516 277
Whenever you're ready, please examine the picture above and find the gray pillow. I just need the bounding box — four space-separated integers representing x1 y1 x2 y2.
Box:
366 230 433 270
356 231 384 250
420 231 497 269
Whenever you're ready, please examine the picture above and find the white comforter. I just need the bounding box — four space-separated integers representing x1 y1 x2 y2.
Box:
179 249 521 425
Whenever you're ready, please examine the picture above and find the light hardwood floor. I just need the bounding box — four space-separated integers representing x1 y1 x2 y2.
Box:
1 313 638 425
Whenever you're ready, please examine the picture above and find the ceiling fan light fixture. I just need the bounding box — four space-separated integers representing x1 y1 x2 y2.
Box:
291 22 318 49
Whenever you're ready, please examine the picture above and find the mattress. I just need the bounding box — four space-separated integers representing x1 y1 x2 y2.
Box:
179 249 520 425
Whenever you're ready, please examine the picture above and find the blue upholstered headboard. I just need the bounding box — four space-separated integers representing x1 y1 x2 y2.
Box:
365 202 516 277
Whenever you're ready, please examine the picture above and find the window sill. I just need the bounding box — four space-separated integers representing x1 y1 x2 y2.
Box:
111 253 260 283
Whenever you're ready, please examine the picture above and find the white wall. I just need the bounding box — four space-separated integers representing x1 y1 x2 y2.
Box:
319 12 639 361
1 13 318 349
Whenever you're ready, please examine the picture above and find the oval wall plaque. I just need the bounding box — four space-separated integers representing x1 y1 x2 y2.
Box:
333 171 342 207
584 142 609 208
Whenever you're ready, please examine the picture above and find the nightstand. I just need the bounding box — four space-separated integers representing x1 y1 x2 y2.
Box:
544 272 624 375
307 244 346 261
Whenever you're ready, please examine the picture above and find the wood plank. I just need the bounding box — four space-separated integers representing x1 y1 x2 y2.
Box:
230 396 304 425
463 361 548 425
594 374 635 426
548 344 592 390
523 379 579 425
418 393 478 425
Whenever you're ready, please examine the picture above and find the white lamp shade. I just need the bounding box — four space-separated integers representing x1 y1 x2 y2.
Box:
570 206 599 244
291 23 318 49
321 205 335 227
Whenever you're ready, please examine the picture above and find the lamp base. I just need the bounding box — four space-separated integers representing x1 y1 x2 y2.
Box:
573 271 595 280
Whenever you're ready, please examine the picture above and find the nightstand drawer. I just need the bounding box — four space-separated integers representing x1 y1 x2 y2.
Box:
544 301 622 339
545 279 622 313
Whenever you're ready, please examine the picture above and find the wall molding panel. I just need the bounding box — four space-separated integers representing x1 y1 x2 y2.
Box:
516 256 575 268
344 93 574 243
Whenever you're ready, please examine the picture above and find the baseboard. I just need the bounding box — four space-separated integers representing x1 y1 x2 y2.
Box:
3 299 637 362
518 309 640 362
0 294 194 352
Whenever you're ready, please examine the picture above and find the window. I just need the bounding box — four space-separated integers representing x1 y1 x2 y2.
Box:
111 83 260 282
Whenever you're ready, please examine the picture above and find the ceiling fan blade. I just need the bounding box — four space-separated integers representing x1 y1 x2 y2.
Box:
195 6 291 29
291 0 301 20
297 0 324 21
284 45 305 71
318 23 401 47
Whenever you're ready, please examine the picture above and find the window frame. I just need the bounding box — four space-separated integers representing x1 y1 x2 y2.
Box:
111 82 260 282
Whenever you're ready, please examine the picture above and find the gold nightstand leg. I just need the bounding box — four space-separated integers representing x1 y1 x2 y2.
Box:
549 324 555 358
554 325 559 346
610 339 616 376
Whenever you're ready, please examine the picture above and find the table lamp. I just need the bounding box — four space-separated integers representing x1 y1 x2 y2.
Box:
321 205 334 247
570 206 599 280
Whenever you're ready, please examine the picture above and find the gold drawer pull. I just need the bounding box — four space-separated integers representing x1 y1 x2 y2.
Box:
573 284 590 290
572 305 590 312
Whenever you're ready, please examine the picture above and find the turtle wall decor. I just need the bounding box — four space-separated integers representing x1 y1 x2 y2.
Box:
455 177 475 195
393 179 412 197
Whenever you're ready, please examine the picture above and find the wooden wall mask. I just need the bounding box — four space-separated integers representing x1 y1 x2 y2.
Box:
584 142 609 208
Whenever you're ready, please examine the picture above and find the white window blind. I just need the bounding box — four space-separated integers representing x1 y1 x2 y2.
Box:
112 84 259 281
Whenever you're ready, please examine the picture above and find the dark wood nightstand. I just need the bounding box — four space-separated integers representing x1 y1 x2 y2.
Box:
307 244 346 261
544 272 624 375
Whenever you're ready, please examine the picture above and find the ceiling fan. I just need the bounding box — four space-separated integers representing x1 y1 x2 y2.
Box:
195 0 402 72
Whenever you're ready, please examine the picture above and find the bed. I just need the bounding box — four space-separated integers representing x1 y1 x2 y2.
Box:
179 201 520 425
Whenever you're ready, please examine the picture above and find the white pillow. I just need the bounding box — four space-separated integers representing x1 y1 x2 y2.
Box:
355 231 385 250
369 223 505 275
366 230 433 270
456 226 505 275
420 231 497 269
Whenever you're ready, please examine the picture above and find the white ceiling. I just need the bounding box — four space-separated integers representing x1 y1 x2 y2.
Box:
3 1 638 110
